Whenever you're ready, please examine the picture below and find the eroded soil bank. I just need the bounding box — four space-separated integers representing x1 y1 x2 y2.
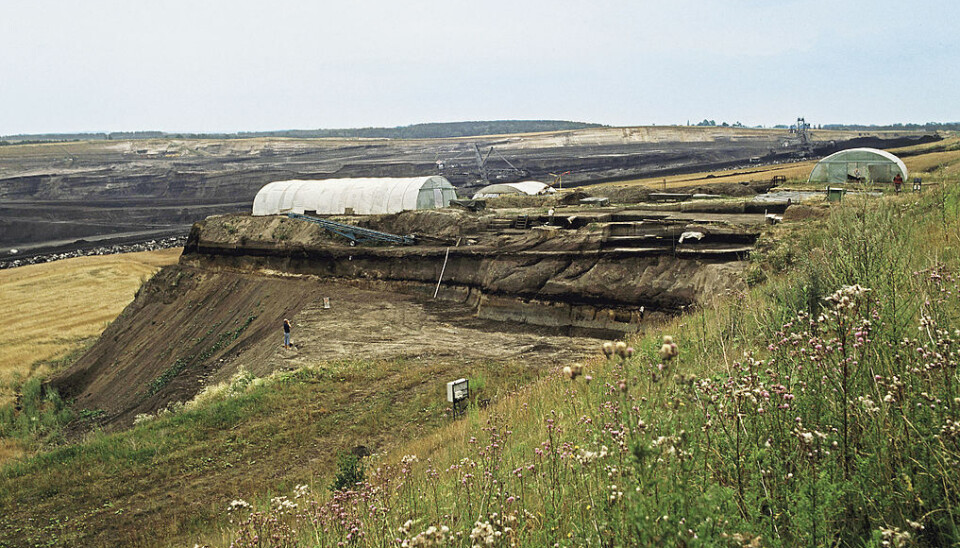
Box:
184 210 756 329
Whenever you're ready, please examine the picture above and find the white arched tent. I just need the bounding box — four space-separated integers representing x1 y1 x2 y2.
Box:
252 177 458 216
472 181 556 199
808 148 908 184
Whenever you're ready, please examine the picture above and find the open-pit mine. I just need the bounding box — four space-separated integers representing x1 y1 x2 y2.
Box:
3 125 934 427
0 125 936 265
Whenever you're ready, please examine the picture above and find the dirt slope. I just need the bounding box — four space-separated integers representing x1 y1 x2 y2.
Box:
51 266 319 427
51 262 602 430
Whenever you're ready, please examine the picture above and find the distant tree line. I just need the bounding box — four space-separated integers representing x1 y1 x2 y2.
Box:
694 119 745 128
0 138 83 146
0 120 604 143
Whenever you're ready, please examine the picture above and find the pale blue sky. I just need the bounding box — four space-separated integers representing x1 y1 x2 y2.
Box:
2 0 957 134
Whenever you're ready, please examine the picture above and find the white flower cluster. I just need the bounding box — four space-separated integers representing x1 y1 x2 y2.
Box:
401 454 419 465
605 464 620 479
795 428 828 445
824 284 871 309
402 525 451 547
658 335 679 361
859 396 880 413
608 483 624 503
467 513 515 548
293 483 309 499
469 520 499 547
939 419 960 440
574 445 609 465
601 341 633 359
227 499 250 512
879 526 911 547
270 495 297 512
649 435 692 462
563 363 585 380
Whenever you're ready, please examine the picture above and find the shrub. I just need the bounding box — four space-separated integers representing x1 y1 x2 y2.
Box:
329 452 365 492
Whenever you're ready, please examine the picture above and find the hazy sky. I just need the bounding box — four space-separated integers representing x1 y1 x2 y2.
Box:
2 0 957 134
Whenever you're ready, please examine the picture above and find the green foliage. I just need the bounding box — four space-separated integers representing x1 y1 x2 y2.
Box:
329 452 366 492
0 377 73 447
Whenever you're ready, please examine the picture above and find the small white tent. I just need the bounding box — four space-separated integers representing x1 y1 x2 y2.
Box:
252 177 458 216
472 181 556 199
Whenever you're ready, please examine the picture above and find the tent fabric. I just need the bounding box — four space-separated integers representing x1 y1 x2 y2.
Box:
472 181 556 199
252 177 458 216
808 148 908 184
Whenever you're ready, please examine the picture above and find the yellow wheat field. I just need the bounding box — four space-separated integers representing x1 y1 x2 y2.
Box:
0 248 181 395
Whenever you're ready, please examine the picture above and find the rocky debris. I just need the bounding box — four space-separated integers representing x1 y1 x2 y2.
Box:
0 237 185 269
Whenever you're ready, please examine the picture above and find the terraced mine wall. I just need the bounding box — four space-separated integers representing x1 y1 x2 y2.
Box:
0 129 937 257
182 212 758 333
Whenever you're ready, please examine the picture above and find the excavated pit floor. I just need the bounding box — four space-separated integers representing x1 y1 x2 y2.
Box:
261 275 604 375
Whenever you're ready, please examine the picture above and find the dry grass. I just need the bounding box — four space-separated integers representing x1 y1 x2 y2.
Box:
596 136 960 190
0 249 181 400
0 438 25 462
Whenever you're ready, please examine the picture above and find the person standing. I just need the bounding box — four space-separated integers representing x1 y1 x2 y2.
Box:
283 319 292 348
893 173 903 193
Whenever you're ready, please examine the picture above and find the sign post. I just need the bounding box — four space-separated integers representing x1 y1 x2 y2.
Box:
446 378 469 417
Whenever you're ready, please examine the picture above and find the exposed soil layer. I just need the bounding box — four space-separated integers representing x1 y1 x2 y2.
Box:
0 128 937 256
185 211 759 323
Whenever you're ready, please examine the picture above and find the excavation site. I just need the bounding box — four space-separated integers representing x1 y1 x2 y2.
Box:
0 125 936 266
51 183 781 429
41 125 940 430
7 127 958 547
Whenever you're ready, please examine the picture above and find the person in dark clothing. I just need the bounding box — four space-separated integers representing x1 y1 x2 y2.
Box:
283 319 292 348
893 173 903 193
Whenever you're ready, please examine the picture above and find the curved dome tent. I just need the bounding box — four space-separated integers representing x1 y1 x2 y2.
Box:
808 148 908 184
252 177 458 216
472 181 556 199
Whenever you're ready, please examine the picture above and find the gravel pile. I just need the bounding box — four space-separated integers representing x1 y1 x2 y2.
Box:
0 237 185 270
